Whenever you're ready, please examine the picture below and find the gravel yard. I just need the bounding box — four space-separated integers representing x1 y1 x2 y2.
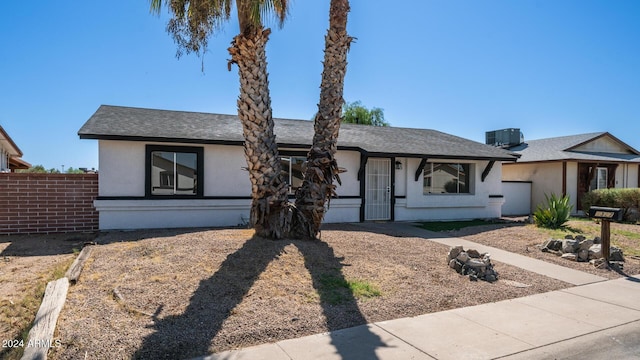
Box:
46 223 587 360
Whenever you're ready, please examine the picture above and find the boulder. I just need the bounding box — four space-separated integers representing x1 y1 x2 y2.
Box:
456 252 470 263
575 235 586 242
610 247 625 262
543 239 563 252
561 253 578 261
578 239 594 251
593 236 601 244
562 239 579 253
564 235 575 239
449 259 462 273
577 249 589 262
466 249 481 259
589 244 602 260
448 246 464 261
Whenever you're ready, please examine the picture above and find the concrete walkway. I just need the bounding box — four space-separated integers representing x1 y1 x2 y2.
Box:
197 223 639 360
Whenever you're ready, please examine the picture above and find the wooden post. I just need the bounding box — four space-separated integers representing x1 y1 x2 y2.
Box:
601 220 611 264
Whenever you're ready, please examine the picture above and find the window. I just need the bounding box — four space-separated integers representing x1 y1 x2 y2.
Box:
281 156 306 194
590 167 608 190
146 145 203 197
423 163 471 194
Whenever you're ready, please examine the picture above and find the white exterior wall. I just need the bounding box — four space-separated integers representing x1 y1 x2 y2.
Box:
503 162 564 213
394 158 505 221
566 162 579 211
95 140 361 229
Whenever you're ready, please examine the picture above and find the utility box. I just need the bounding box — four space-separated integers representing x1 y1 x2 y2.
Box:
485 128 524 148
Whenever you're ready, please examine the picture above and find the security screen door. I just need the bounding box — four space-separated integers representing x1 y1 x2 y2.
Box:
365 158 391 221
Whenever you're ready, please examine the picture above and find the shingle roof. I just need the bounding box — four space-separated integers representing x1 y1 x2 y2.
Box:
507 132 640 163
78 105 518 161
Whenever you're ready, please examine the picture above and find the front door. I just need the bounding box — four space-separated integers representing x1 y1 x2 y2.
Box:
365 158 391 220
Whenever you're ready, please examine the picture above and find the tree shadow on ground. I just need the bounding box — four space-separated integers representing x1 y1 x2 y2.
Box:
133 235 384 359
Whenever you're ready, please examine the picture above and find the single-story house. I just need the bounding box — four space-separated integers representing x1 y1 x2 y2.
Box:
0 125 31 172
78 105 519 230
502 132 640 214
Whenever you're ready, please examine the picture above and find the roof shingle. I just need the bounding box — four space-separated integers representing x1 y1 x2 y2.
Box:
78 105 518 161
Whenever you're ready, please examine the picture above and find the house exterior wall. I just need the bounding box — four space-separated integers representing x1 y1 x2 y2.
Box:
394 158 505 221
0 173 98 234
503 162 564 213
0 148 8 171
94 140 361 229
94 140 507 230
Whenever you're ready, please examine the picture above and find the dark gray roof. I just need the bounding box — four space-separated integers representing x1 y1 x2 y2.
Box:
508 132 640 163
79 105 518 161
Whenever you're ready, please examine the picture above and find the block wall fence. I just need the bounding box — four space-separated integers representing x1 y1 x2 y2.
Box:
0 173 98 235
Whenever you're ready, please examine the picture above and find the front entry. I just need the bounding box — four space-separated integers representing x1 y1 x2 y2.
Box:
365 158 391 220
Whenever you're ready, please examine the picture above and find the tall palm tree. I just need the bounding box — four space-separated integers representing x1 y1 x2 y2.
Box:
293 0 353 239
150 0 292 238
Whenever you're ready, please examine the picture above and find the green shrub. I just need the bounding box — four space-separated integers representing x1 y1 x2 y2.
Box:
582 188 640 222
534 193 573 229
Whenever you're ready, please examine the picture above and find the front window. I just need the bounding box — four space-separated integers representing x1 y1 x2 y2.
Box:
147 145 203 197
281 156 306 194
423 163 471 194
590 167 608 190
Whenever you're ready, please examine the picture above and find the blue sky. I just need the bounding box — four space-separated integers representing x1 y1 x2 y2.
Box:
1 1 639 170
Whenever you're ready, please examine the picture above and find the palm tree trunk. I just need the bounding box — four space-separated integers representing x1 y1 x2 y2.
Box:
228 28 291 239
293 0 352 239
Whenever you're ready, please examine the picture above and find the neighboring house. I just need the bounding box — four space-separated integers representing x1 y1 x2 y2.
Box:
0 125 31 172
78 105 518 230
502 132 640 215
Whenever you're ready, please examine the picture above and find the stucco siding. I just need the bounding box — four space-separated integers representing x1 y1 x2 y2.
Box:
503 162 564 213
396 158 504 221
99 140 146 196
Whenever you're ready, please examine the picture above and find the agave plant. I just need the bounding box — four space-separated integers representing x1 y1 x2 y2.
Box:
534 193 573 229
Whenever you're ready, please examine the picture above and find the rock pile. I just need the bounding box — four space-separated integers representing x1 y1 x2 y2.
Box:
540 235 625 269
447 246 498 282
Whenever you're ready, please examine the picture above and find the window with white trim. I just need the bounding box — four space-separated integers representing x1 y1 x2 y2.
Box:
590 167 608 190
423 163 471 194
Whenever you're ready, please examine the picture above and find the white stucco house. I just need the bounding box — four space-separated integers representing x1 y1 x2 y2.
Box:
78 105 519 230
502 132 640 214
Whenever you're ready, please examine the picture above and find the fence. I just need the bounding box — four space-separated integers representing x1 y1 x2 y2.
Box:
0 173 98 235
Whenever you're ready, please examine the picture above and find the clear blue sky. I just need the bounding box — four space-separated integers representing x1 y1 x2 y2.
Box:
1 1 639 171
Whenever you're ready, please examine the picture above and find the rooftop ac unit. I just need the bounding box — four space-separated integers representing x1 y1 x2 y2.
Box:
485 128 524 148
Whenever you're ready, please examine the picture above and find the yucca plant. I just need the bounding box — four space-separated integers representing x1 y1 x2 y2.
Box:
534 193 573 229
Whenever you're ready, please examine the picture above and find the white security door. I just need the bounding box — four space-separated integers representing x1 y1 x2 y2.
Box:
365 158 391 221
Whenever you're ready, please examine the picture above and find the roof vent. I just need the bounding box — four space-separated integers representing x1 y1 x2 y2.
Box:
485 128 524 148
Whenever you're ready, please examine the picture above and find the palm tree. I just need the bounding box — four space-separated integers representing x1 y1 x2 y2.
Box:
293 0 353 239
150 0 292 238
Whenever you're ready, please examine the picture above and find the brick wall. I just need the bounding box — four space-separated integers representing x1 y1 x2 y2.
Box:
0 173 98 235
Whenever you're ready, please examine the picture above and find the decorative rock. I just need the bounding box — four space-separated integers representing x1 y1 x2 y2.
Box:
449 259 462 273
562 239 579 253
456 252 470 263
448 246 464 261
589 244 602 260
578 239 594 251
564 235 574 239
591 258 608 269
593 236 601 244
485 274 497 282
466 249 481 259
575 235 586 242
577 249 589 262
542 239 563 251
610 247 625 262
561 253 578 261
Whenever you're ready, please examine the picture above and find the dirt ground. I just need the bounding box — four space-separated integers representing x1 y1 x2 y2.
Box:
3 220 638 360
0 232 96 347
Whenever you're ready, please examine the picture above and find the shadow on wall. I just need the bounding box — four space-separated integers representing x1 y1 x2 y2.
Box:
133 235 386 359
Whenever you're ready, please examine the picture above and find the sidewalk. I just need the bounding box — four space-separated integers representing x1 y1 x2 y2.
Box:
197 224 640 360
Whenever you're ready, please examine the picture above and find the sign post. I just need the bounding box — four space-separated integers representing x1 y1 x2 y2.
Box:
588 206 623 265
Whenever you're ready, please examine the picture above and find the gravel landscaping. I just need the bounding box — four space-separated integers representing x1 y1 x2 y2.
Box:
46 222 589 360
